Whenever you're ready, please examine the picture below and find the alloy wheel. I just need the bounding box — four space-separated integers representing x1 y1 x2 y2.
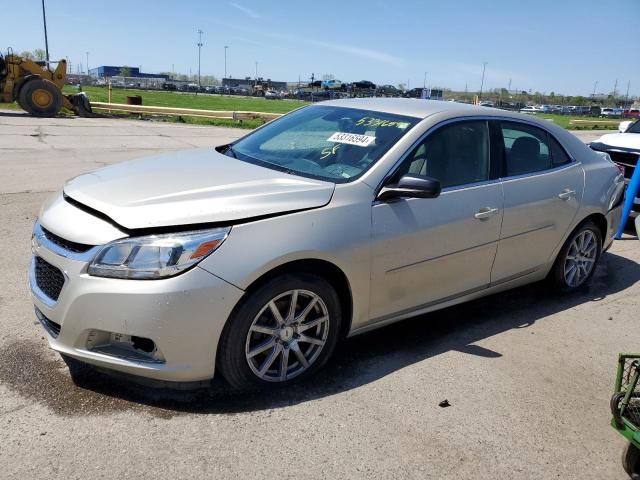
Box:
564 230 597 287
245 289 330 382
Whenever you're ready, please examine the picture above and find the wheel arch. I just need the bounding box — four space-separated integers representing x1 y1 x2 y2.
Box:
573 211 607 241
236 258 354 339
12 73 42 100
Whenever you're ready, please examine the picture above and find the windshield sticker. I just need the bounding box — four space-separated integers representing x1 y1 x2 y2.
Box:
355 117 410 129
320 144 341 160
327 132 375 147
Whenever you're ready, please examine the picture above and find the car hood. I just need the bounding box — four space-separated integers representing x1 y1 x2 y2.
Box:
592 132 640 151
63 148 335 230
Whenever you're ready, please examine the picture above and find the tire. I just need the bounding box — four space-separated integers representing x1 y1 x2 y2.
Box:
622 443 640 478
549 220 602 291
18 78 63 117
217 273 341 390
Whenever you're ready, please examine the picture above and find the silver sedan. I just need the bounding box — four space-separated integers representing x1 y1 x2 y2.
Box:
30 98 625 389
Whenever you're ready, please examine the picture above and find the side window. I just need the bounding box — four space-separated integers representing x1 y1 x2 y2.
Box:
549 136 571 166
398 121 489 188
501 122 551 176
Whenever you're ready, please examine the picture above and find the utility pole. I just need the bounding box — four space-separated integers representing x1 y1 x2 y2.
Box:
423 71 427 89
613 78 618 100
592 80 598 98
41 0 50 64
224 46 228 78
624 80 630 108
85 51 89 75
255 61 258 79
196 29 203 88
479 61 488 99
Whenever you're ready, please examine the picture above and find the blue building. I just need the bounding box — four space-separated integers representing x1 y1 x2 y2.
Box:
89 66 166 79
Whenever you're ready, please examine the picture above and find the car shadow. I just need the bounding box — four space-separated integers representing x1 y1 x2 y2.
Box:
55 250 638 415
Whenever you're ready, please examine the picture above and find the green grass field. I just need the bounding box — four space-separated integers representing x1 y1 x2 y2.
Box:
537 113 620 130
5 85 622 131
59 85 307 128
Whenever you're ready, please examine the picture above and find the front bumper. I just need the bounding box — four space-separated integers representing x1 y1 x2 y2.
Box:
30 223 244 383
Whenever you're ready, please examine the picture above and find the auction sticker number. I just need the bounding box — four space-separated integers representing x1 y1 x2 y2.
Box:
327 132 375 147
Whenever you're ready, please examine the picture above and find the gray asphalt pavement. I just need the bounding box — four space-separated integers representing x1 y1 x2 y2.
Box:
0 110 638 479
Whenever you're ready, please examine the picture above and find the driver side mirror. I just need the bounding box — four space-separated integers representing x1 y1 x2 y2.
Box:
377 174 441 202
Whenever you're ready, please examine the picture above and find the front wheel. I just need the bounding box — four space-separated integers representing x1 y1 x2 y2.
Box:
549 220 602 291
217 274 341 390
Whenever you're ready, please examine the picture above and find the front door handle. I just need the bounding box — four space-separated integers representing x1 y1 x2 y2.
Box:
558 189 576 200
474 207 500 220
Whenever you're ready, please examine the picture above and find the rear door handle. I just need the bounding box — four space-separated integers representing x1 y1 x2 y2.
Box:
474 207 500 220
558 189 576 200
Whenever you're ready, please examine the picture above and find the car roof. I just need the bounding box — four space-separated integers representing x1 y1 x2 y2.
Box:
319 97 526 120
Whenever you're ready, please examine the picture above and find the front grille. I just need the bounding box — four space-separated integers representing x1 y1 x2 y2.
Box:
609 151 638 180
35 308 61 338
34 257 65 301
41 227 93 253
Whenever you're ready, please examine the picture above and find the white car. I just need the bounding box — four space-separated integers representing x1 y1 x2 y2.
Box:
520 106 542 114
601 108 616 117
590 119 640 218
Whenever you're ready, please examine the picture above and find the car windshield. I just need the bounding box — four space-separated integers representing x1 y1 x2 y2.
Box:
627 120 640 134
227 105 419 183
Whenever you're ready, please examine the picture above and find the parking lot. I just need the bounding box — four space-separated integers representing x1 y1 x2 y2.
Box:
1 110 639 479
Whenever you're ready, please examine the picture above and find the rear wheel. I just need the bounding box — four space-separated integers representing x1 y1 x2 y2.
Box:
549 220 602 291
18 78 63 117
217 273 341 390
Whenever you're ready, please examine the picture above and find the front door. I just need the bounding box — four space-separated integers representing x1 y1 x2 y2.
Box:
369 120 503 321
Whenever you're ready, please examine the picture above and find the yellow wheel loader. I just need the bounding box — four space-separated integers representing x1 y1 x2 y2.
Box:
0 49 92 117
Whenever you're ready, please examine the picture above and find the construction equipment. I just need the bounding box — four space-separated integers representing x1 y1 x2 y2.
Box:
0 48 92 117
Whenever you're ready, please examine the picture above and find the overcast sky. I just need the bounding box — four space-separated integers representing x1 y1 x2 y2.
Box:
5 0 639 96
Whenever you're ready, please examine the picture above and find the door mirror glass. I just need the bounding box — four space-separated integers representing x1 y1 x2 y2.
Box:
377 174 441 201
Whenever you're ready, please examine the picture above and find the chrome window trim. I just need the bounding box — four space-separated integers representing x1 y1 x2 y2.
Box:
375 114 579 196
32 221 102 262
498 160 581 184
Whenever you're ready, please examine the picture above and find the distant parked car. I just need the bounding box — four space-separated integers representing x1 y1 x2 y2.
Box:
351 80 376 90
601 108 616 117
321 79 343 90
377 85 399 97
264 89 281 99
624 109 640 118
403 88 424 98
520 105 541 114
479 101 494 108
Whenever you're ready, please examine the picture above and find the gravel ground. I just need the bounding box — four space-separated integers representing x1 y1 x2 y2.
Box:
0 110 638 479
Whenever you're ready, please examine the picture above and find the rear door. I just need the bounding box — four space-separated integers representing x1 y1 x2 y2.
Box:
491 121 583 283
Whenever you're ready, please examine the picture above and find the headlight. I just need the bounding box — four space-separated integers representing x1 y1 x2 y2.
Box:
88 227 230 279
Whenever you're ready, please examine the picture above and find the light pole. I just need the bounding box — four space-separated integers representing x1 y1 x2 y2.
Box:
41 0 50 64
592 80 598 98
197 29 203 88
423 71 427 89
255 61 258 79
224 46 228 78
625 80 631 109
86 51 89 75
479 61 488 100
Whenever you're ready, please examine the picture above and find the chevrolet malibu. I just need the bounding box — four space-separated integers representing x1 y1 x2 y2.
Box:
30 99 624 389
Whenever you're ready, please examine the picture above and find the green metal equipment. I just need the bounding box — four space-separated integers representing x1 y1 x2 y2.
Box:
611 354 640 478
